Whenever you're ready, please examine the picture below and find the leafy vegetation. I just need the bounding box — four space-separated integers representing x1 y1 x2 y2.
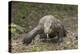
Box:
11 23 25 39
11 1 77 33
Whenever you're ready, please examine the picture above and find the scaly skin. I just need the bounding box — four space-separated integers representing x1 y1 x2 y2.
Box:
22 15 67 45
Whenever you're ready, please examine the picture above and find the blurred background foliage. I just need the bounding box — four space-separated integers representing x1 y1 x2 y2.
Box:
10 1 78 39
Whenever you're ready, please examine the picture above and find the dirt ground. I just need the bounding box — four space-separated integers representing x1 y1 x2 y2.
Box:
11 16 78 53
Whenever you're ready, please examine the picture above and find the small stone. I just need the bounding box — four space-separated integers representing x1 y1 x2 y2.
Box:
66 41 71 45
29 26 32 29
